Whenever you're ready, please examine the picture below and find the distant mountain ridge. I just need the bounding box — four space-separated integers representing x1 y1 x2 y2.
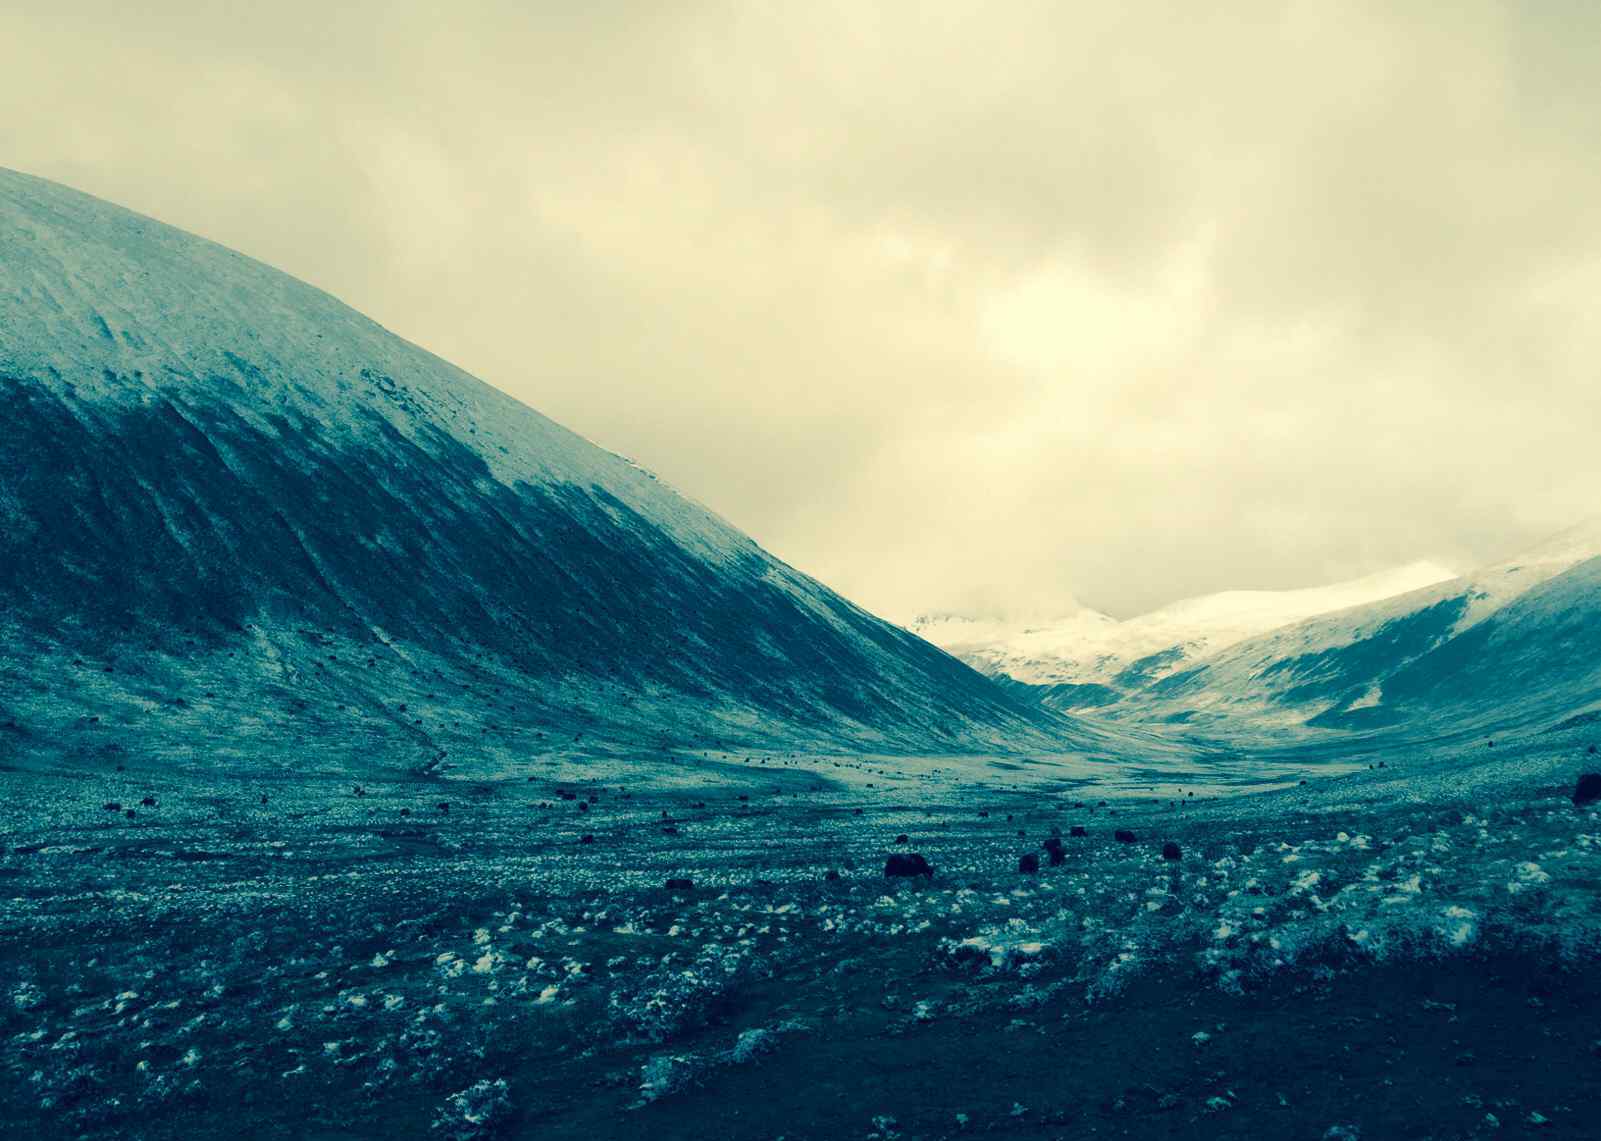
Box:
911 560 1457 699
1118 520 1601 737
917 523 1601 742
0 168 1069 770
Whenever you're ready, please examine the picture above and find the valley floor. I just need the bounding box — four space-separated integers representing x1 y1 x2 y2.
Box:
2 734 1599 1140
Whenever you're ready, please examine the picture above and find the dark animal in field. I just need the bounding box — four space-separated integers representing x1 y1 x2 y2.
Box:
894 833 909 844
884 853 933 879
260 795 268 805
1018 852 1040 874
579 834 595 844
1574 772 1601 806
665 878 694 890
1162 841 1182 861
437 802 450 813
103 802 121 812
1043 837 1066 865
1115 829 1137 843
825 870 841 881
1070 825 1087 837
140 796 157 808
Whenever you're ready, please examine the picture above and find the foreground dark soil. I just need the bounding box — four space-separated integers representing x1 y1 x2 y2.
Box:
3 747 1598 1141
618 954 1600 1141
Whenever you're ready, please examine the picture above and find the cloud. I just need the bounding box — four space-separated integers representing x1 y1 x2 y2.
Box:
6 0 1601 618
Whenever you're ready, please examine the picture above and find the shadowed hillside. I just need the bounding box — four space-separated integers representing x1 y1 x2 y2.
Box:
0 169 1070 768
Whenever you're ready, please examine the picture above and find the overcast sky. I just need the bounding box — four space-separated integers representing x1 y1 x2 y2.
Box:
6 2 1601 619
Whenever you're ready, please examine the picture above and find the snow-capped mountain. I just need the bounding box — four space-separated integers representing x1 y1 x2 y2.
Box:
910 561 1457 705
0 168 1067 769
1122 519 1601 737
914 520 1601 739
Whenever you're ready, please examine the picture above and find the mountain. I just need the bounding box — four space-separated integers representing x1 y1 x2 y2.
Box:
0 168 1068 772
917 525 1601 742
1117 521 1601 738
910 561 1456 709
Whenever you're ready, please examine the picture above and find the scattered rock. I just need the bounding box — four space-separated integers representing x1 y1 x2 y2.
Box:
1162 841 1182 861
434 1077 511 1140
1018 852 1040 874
1573 772 1601 806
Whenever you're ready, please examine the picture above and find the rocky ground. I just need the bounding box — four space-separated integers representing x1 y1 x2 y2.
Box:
3 734 1599 1140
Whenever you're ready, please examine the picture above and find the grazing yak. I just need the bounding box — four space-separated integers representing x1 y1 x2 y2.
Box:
884 853 934 879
